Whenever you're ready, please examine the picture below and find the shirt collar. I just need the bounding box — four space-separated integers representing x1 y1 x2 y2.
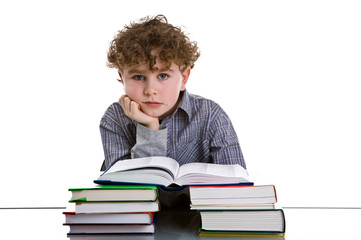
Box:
175 89 193 120
159 89 192 123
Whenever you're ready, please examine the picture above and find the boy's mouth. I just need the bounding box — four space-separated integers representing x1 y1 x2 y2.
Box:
144 101 162 108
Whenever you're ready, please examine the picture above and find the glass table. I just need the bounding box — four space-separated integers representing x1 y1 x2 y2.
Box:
0 207 360 240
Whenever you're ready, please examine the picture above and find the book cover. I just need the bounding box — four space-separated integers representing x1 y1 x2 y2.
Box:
189 185 277 206
190 203 277 210
63 212 154 225
199 209 286 234
72 201 160 214
68 185 158 202
65 224 155 234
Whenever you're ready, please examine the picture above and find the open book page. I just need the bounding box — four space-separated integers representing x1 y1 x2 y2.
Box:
98 169 174 186
103 156 180 179
176 163 250 185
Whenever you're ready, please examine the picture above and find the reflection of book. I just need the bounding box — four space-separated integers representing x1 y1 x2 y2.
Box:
68 185 158 202
64 212 154 224
65 224 155 234
68 235 155 240
199 232 285 238
199 209 285 236
190 185 277 207
95 156 251 187
72 201 160 214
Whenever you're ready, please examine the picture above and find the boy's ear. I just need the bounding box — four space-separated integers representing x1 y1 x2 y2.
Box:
180 67 191 91
118 71 124 84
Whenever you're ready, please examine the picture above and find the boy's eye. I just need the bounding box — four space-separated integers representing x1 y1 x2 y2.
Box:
133 75 145 81
159 74 168 80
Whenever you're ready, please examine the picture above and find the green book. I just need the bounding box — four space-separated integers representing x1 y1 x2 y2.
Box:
68 185 158 202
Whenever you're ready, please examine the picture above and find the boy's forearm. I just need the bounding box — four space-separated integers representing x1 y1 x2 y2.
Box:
100 120 133 169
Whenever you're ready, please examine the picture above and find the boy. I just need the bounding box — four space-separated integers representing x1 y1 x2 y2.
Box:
100 15 246 170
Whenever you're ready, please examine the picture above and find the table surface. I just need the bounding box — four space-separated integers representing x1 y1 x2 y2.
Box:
0 207 360 240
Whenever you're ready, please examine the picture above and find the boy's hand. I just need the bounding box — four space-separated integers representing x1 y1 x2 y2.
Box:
119 95 159 130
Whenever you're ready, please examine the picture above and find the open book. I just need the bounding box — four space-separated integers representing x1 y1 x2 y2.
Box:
94 156 252 187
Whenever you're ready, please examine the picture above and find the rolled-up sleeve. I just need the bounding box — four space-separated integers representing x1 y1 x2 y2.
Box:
100 102 168 169
131 123 168 158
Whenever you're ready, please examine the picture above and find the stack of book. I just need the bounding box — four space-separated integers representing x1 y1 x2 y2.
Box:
63 185 160 235
189 184 286 237
64 157 285 236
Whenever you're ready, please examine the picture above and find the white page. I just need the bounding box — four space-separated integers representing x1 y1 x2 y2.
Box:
104 156 180 179
177 162 250 180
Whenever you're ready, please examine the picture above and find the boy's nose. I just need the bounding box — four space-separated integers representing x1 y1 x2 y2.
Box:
144 79 158 95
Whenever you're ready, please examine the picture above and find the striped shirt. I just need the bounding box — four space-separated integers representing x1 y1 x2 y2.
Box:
100 90 246 169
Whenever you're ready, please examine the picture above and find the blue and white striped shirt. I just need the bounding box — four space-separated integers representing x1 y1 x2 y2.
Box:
100 90 246 169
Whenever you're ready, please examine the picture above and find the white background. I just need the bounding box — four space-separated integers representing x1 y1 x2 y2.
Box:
0 0 360 208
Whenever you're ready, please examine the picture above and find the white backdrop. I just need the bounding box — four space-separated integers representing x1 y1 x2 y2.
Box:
0 0 360 208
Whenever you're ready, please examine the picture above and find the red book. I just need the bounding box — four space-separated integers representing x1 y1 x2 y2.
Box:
64 224 155 234
63 212 155 225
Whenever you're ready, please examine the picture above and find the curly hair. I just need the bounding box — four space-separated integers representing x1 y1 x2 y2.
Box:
107 15 200 73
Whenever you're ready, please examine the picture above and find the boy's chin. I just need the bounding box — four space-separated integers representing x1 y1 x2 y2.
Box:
142 107 172 119
142 110 163 119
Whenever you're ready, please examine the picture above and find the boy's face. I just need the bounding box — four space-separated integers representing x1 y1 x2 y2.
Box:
119 61 190 119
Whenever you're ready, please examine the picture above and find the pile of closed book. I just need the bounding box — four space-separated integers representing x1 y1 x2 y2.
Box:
63 185 159 235
189 184 286 237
